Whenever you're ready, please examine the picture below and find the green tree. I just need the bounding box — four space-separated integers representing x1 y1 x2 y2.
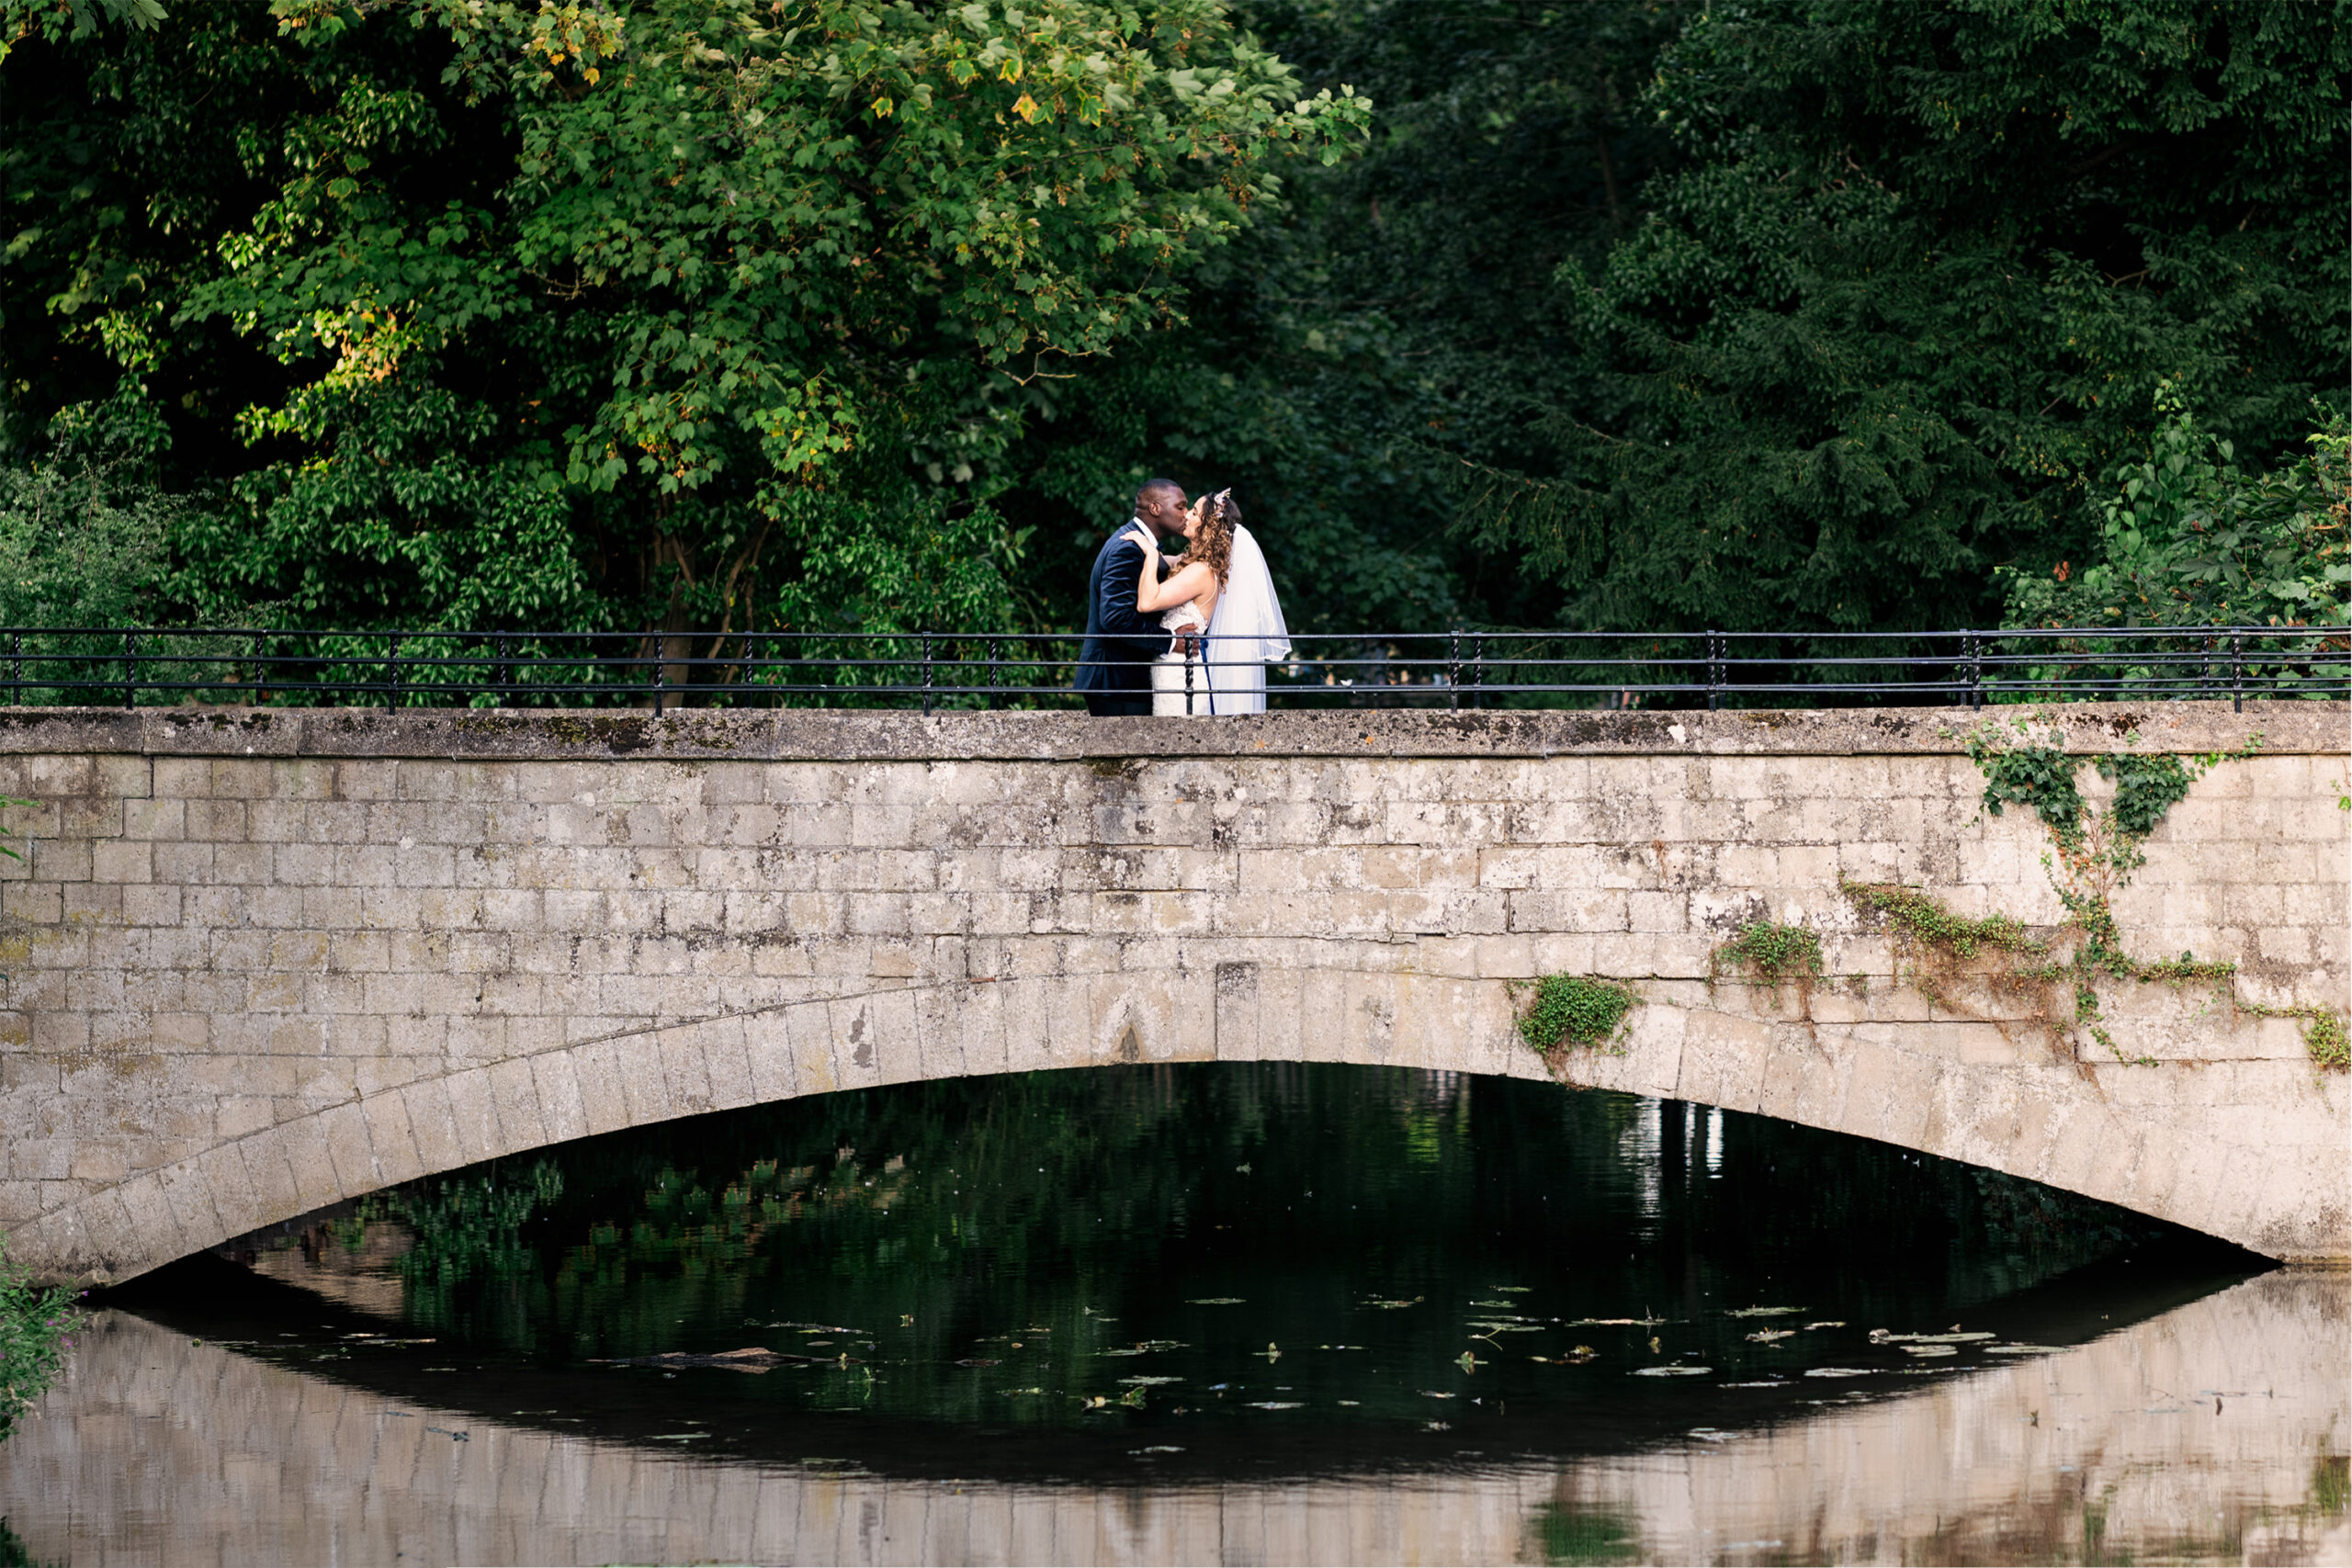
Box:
1001 0 1691 634
3 0 1367 649
2000 383 2349 632
0 387 175 627
1458 0 2346 637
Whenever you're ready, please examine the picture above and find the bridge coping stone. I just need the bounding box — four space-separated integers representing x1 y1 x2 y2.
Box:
0 700 2337 762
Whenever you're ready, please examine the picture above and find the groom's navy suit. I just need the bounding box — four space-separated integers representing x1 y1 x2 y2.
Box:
1074 519 1171 716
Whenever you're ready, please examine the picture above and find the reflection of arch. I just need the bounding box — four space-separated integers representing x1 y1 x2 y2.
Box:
16 961 2330 1284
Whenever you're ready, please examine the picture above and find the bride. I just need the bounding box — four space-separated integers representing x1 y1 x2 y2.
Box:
1124 489 1291 716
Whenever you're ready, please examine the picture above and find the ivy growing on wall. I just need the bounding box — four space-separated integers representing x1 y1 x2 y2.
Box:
1885 714 2347 1070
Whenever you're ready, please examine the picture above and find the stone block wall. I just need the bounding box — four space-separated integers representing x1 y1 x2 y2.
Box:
0 701 2343 1280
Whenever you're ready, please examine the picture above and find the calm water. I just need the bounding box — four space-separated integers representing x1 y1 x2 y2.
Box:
6 1064 2346 1564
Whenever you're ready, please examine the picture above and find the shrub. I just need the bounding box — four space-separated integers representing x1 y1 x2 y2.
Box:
0 1235 76 1442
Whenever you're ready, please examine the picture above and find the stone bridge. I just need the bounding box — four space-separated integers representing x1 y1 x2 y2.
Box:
0 701 2343 1282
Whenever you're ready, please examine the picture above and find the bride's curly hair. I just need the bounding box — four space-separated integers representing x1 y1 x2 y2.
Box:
1187 490 1238 584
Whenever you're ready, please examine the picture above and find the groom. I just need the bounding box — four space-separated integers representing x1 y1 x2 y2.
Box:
1075 478 1191 716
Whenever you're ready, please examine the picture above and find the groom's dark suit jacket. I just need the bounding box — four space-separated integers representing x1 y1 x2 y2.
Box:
1074 519 1171 716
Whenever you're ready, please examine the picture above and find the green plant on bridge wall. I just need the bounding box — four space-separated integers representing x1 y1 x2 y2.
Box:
1713 921 1824 986
1515 975 1639 1061
1836 715 2346 1070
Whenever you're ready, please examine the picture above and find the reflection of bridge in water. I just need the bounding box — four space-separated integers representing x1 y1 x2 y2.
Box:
2 701 2345 1282
5 1271 2344 1563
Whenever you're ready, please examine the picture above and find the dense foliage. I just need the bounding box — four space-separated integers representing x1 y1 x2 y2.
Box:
1452 0 2346 634
2001 384 2348 631
3 0 2345 652
3 0 1364 642
0 1236 75 1441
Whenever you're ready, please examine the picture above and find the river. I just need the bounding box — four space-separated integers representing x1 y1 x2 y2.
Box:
4 1063 2344 1564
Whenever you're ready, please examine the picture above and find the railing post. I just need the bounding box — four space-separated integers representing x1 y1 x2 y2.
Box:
921 631 933 717
10 630 19 706
1472 633 1487 710
985 637 1001 712
1448 631 1461 711
390 635 403 710
651 639 665 717
124 628 138 710
1965 630 1983 709
1706 629 1723 710
495 629 513 707
2230 633 2244 713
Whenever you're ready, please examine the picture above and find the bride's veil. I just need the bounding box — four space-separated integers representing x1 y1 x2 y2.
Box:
1205 513 1290 710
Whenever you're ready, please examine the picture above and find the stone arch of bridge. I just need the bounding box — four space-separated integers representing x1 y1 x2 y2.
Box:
21 963 2307 1286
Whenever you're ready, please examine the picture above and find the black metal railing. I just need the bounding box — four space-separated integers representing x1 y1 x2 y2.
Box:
0 626 2339 713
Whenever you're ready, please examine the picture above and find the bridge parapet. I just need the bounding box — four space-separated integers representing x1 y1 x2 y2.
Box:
0 702 2343 1281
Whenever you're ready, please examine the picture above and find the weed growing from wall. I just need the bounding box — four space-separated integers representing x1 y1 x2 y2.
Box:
1862 713 2348 1070
1714 921 1825 984
2305 1012 2350 1070
1516 975 1638 1058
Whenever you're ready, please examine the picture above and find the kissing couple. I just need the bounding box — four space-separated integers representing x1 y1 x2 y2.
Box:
1074 478 1292 716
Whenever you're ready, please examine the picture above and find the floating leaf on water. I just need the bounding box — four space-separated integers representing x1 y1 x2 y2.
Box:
1119 1388 1147 1406
1726 1306 1807 1318
955 1358 1001 1368
1803 1367 1876 1378
1469 1299 1515 1308
1984 1344 2070 1355
1257 1343 1283 1361
1425 1421 1451 1431
1631 1366 1711 1377
1745 1329 1795 1343
1902 1344 1958 1358
1132 1445 1184 1454
1337 1399 1362 1406
1871 1329 1996 1345
1689 1428 1732 1442
1081 1395 1110 1409
1565 1317 1666 1327
1245 1400 1304 1410
1804 1322 1846 1331
1119 1375 1183 1386
1188 1298 1246 1305
1419 1391 1456 1399
1456 1350 1482 1371
1717 1381 1786 1388
1490 1286 1532 1293
1363 1299 1420 1310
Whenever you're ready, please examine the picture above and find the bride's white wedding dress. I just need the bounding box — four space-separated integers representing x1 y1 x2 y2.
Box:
1148 522 1291 717
1202 524 1290 715
1150 602 1209 716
